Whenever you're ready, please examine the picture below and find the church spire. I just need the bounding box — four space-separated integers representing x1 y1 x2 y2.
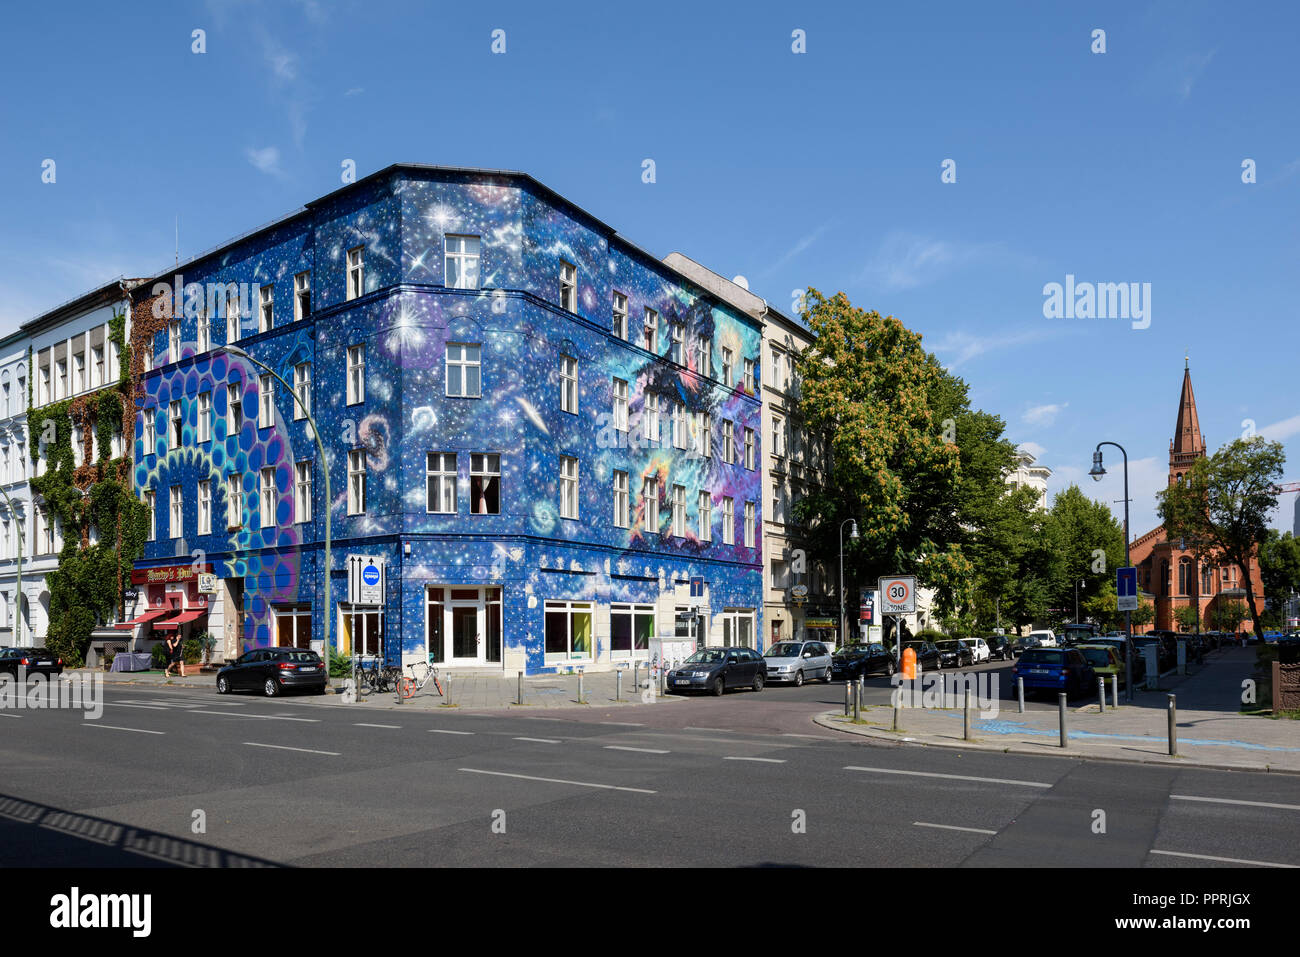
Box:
1169 359 1205 485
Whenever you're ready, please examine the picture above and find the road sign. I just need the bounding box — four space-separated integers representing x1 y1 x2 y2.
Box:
689 575 705 598
197 573 218 594
878 575 916 615
349 555 385 605
1116 566 1138 612
859 591 875 624
790 583 808 605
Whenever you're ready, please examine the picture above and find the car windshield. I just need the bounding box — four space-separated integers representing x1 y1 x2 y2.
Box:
684 649 726 664
1020 649 1067 665
935 641 960 650
275 651 320 662
835 644 872 656
1079 648 1112 667
765 643 804 658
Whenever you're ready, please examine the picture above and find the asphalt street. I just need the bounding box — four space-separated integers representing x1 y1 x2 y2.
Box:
2 674 1298 868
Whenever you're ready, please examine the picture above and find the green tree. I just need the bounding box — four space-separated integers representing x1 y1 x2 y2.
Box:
1130 598 1156 630
1042 485 1126 626
1174 605 1201 632
1211 599 1249 633
1158 437 1285 640
1260 529 1300 602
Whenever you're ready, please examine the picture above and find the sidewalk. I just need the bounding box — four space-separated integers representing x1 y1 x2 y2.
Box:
76 665 679 711
815 645 1300 773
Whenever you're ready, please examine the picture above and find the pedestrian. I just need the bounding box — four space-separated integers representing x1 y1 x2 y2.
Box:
164 633 182 677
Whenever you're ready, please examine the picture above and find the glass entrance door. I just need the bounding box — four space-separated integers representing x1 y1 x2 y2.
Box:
450 604 482 664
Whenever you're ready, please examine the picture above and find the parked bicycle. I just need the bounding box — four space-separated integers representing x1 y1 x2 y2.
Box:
399 656 443 699
352 655 401 695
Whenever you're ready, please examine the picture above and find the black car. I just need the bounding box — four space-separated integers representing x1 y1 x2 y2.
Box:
831 642 896 679
901 640 942 672
982 636 1013 660
0 646 64 679
666 646 766 696
934 640 974 668
216 647 327 696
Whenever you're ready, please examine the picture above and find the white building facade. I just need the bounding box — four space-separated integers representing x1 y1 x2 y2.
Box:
0 332 33 645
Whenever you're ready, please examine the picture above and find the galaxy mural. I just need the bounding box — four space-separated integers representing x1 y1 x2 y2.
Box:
131 166 764 673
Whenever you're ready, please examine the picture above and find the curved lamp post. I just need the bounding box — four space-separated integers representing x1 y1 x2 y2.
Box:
838 518 859 648
1090 441 1132 701
223 345 332 682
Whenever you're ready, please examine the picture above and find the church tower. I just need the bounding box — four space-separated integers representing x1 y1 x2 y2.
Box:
1168 358 1206 486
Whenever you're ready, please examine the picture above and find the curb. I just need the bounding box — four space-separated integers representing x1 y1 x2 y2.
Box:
811 712 1300 776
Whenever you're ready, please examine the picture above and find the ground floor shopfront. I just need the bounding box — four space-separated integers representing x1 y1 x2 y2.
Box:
130 537 763 676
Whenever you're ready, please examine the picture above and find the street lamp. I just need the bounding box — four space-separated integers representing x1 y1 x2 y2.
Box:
1091 441 1133 701
222 345 333 682
838 518 859 648
1075 579 1085 625
0 486 24 647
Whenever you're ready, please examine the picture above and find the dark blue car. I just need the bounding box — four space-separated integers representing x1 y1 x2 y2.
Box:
1012 647 1096 698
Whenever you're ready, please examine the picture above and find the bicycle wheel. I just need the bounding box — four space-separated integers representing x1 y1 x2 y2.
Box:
399 676 416 699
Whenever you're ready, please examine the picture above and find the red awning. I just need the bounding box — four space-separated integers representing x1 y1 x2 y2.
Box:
113 608 172 630
153 609 207 630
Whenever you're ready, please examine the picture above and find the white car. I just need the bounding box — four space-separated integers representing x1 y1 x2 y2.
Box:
963 637 992 662
761 640 834 686
1028 630 1057 648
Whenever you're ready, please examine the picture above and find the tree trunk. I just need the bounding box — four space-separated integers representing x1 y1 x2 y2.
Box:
1239 554 1265 639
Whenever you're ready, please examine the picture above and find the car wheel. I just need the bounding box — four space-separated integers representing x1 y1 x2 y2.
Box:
712 677 725 697
216 675 230 694
823 666 834 682
793 670 804 687
263 677 279 698
752 672 765 692
885 659 895 677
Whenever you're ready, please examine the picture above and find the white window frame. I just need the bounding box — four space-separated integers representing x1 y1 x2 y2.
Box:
612 378 628 432
722 420 734 464
294 271 310 321
227 382 242 436
196 316 210 355
721 348 733 386
227 289 241 343
347 344 365 405
559 260 577 312
446 343 481 398
445 235 481 290
347 246 365 300
698 490 712 541
772 415 785 457
643 392 659 445
259 284 274 333
744 358 755 394
559 455 579 520
260 467 276 529
671 484 686 537
198 480 212 535
696 335 711 376
143 408 156 455
698 412 712 458
722 496 735 545
745 427 755 470
259 374 275 429
643 308 658 353
613 469 629 528
560 355 578 414
295 461 312 524
744 500 756 547
672 401 687 450
670 322 683 364
169 400 182 450
144 492 156 542
426 452 457 514
470 453 501 515
348 448 367 515
293 363 311 421
643 477 659 533
612 291 628 339
169 485 183 539
226 474 241 529
168 321 181 364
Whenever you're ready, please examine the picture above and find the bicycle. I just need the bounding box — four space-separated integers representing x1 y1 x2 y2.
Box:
399 657 443 699
352 655 400 695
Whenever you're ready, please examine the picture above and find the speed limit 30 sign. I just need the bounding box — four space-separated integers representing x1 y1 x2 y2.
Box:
878 575 917 615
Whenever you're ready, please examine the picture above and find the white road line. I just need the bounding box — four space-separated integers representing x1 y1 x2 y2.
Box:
781 733 825 739
0 713 22 718
106 703 171 711
913 821 998 835
243 742 340 756
459 768 656 794
429 729 474 735
520 716 565 722
724 756 787 763
354 723 401 729
86 724 165 735
1172 794 1300 812
599 721 644 727
844 766 1052 788
514 737 561 744
685 726 734 733
1150 849 1298 868
605 746 670 754
191 710 319 723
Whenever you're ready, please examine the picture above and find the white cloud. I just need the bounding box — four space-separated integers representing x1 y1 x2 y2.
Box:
245 146 283 176
1023 402 1067 427
1259 412 1300 443
862 233 1015 292
1017 441 1046 460
930 326 1062 369
762 223 830 276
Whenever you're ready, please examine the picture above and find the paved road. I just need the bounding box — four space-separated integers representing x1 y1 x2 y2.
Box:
3 681 1298 868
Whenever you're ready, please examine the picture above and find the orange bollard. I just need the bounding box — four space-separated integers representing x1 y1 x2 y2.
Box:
902 647 917 680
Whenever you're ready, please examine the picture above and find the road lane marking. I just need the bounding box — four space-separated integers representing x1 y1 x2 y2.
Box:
1172 794 1300 812
724 756 787 763
459 768 656 794
1150 849 1297 868
87 725 165 735
514 737 561 744
429 729 474 735
685 726 734 733
354 723 401 729
781 733 825 739
913 822 998 835
599 721 644 727
107 703 170 711
521 716 564 721
844 766 1052 788
191 710 319 722
0 713 21 719
243 742 340 756
605 746 670 754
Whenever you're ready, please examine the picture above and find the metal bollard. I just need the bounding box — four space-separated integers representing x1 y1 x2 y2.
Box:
1111 674 1119 710
853 681 861 722
517 671 523 706
446 672 452 707
1058 693 1068 748
633 663 640 693
616 669 622 702
578 671 585 704
1168 694 1177 756
1098 677 1106 713
963 688 971 740
844 681 851 716
1017 677 1025 714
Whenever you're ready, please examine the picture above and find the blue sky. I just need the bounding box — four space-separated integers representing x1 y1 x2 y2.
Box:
2 0 1297 538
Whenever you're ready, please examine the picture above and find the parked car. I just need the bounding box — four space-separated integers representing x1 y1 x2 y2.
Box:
1088 636 1145 682
665 646 766 696
963 636 992 662
1028 630 1057 648
935 639 974 669
1132 635 1175 674
901 640 943 672
763 640 833 685
1075 643 1127 688
986 636 1016 660
831 642 896 680
216 647 327 696
1012 647 1096 698
0 646 64 679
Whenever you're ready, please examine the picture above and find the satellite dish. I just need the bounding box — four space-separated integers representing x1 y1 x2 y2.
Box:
732 275 749 290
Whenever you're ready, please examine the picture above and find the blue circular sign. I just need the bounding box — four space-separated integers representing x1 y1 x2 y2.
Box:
362 564 380 586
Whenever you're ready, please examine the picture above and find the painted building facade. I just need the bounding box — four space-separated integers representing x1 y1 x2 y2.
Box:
129 165 765 674
0 331 32 645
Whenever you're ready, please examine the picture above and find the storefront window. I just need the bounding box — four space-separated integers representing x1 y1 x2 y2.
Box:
611 603 654 656
274 603 312 648
545 601 593 659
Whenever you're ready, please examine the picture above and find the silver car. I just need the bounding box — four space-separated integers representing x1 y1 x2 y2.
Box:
762 640 833 686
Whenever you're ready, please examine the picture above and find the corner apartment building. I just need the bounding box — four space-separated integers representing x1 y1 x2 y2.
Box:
0 331 32 645
127 164 764 674
662 256 836 646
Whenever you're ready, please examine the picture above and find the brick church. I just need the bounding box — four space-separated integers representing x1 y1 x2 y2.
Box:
1128 362 1265 634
